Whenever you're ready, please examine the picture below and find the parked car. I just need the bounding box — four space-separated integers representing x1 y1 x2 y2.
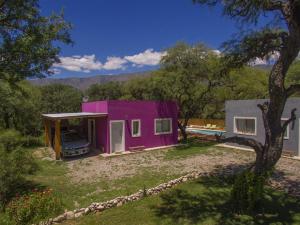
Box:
61 131 90 157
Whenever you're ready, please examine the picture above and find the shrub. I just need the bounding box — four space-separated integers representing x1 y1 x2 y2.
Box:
0 129 23 151
7 189 64 225
231 170 270 213
21 135 44 148
0 146 37 209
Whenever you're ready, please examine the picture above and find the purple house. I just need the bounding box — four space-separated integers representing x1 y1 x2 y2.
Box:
43 100 178 159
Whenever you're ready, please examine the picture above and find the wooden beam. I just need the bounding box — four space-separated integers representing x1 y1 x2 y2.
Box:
54 120 61 160
44 119 50 147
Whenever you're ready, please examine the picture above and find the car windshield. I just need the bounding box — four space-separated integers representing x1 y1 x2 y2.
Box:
63 132 83 142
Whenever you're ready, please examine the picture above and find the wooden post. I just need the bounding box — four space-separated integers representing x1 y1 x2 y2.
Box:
44 119 50 147
54 120 61 160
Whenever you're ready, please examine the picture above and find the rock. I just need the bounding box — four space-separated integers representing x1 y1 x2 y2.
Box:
53 214 66 223
75 212 84 218
117 201 123 207
182 177 188 182
65 211 75 219
96 205 105 211
84 208 90 214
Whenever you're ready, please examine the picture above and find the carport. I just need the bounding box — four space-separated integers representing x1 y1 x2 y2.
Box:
42 112 107 160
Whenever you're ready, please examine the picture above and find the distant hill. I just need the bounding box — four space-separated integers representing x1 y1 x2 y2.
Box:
29 71 152 90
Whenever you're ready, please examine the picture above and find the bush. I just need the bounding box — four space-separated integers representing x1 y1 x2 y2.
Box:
21 135 44 148
0 129 23 151
231 170 269 213
0 146 37 209
7 189 64 225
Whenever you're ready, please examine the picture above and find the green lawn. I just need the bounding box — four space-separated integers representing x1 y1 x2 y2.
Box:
1 142 299 225
67 176 300 225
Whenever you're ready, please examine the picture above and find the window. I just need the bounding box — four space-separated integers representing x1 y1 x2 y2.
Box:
281 118 289 139
155 118 172 135
131 120 141 137
234 117 256 135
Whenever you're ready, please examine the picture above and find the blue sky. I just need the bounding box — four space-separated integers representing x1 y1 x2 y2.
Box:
40 0 252 78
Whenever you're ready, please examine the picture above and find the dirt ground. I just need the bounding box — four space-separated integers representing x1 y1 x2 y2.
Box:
39 146 300 197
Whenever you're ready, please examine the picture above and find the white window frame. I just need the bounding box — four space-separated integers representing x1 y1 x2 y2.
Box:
131 119 141 137
233 116 257 136
154 118 173 135
281 118 289 140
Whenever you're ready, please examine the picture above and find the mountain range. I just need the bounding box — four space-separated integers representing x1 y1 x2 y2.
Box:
29 71 152 90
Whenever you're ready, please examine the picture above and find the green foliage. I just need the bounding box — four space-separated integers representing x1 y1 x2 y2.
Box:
6 189 63 225
0 81 42 136
205 66 268 118
0 146 37 208
286 60 300 86
154 42 223 140
40 83 83 113
0 0 72 83
122 76 165 100
0 129 23 152
86 82 123 101
231 170 270 213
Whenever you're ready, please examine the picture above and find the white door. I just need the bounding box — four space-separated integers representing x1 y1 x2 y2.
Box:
110 121 125 153
88 119 96 148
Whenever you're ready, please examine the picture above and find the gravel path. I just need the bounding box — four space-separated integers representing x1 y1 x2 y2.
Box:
62 146 300 196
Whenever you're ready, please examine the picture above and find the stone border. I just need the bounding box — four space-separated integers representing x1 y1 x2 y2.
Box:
37 171 210 225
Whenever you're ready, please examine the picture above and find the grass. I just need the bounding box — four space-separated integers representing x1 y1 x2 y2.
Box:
66 176 300 225
27 159 178 210
1 141 299 225
164 140 218 160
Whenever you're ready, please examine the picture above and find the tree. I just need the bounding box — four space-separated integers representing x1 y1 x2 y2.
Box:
122 76 166 100
0 81 42 136
40 84 83 113
0 0 72 83
286 60 300 86
86 82 123 101
204 67 268 118
157 42 222 142
194 0 300 211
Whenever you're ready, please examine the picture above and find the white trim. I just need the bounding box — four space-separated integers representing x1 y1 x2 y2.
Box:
281 118 290 140
109 120 125 153
131 119 141 137
154 118 173 135
233 116 257 136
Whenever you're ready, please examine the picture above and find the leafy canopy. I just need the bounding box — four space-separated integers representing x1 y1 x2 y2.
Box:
0 0 72 83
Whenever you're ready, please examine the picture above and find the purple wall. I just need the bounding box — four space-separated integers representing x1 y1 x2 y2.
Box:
82 100 178 154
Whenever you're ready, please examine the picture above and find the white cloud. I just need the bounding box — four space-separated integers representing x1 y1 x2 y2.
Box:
53 48 166 73
102 56 127 70
54 55 102 73
124 49 166 66
212 49 221 55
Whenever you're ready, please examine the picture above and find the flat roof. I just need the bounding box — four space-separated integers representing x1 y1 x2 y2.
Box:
42 112 107 120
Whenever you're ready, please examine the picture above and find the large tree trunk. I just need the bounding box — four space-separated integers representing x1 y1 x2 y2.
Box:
178 120 188 143
221 5 300 212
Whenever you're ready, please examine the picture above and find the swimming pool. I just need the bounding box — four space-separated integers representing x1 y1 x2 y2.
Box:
186 128 226 136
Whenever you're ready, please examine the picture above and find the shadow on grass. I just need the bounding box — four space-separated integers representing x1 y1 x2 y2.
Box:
154 165 300 225
178 137 217 149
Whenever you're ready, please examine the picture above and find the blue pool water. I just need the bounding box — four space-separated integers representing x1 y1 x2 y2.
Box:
186 128 225 136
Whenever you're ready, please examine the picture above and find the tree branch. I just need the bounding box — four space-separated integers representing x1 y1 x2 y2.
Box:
257 102 271 137
286 84 300 97
216 135 264 153
282 108 296 131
